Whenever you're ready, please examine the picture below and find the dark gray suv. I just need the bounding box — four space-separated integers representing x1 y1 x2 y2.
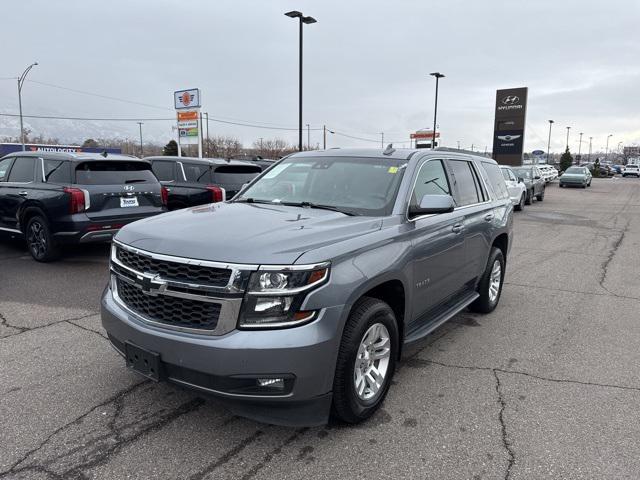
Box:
101 147 513 426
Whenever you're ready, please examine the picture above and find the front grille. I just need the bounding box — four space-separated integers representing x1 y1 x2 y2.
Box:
116 278 221 331
116 246 231 287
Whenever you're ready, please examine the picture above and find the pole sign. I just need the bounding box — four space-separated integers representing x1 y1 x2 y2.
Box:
492 87 528 166
174 88 202 157
174 88 201 110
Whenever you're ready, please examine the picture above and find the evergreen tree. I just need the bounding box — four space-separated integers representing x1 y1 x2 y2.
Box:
163 140 179 156
82 138 99 148
559 148 573 172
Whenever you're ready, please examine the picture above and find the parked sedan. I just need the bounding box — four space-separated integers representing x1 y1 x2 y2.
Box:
500 166 527 210
559 166 592 188
512 166 546 204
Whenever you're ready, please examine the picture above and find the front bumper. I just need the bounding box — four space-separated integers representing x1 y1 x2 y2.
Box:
101 286 344 426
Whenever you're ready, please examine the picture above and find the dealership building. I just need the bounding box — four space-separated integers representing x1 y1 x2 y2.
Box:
0 143 121 157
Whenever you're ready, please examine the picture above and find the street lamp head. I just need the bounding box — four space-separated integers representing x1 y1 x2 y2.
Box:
548 119 554 124
430 72 445 78
302 16 317 24
285 10 302 18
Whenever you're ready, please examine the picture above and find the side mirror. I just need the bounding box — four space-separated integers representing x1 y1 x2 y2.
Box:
409 194 455 217
534 175 541 179
518 177 524 183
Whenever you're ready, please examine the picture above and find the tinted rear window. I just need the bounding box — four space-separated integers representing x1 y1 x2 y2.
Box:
8 157 36 182
212 165 261 185
74 161 157 185
43 159 71 183
481 162 510 200
183 163 212 183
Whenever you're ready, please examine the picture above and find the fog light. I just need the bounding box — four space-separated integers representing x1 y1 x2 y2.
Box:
257 378 285 389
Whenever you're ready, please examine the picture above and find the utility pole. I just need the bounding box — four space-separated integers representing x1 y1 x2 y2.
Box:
322 125 334 149
259 137 263 156
565 126 571 150
457 140 460 150
588 136 593 162
380 132 384 148
204 112 210 157
137 122 144 157
17 62 38 151
306 123 310 150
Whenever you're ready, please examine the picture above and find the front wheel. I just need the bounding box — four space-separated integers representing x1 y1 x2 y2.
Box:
536 188 545 201
515 193 525 211
332 297 399 424
26 216 60 262
469 247 505 314
525 189 533 205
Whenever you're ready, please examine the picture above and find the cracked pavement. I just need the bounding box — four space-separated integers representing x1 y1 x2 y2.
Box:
1 177 640 479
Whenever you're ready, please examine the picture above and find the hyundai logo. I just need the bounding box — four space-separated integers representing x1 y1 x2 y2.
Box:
123 185 135 191
502 95 520 105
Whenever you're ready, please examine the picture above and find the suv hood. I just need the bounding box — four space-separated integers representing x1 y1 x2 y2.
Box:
115 202 383 265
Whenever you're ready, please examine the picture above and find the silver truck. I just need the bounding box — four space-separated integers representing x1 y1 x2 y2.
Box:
102 147 513 426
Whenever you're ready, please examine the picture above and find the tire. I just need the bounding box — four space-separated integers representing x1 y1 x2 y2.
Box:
559 183 564 188
332 297 399 424
515 193 524 211
536 188 545 202
469 247 505 314
525 189 533 205
582 183 587 189
588 180 592 187
25 215 60 262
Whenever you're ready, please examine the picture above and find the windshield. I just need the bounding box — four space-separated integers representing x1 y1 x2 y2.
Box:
565 167 583 174
512 168 531 179
235 156 407 216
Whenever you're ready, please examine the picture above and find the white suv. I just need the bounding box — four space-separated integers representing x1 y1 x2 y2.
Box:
500 166 527 210
623 164 640 178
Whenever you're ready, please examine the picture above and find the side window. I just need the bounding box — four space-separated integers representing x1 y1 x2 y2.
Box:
410 159 451 206
481 162 510 200
43 159 71 184
0 157 14 182
447 159 481 206
7 157 36 183
152 161 175 182
183 163 211 183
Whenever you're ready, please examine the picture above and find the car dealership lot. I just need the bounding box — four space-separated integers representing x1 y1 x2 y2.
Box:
1 177 640 479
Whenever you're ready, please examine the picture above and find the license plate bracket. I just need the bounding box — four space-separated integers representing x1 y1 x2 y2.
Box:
120 197 139 208
124 342 161 381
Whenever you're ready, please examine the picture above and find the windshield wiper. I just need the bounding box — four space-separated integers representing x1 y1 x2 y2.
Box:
233 198 275 205
280 201 356 216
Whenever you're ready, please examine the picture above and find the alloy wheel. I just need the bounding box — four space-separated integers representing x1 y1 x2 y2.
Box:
27 221 47 259
488 259 502 303
354 323 391 401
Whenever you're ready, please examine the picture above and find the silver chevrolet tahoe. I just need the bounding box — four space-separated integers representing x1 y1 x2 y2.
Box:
101 147 513 426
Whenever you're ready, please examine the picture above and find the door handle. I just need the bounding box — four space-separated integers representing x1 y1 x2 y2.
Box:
18 191 29 197
484 213 494 221
452 223 463 234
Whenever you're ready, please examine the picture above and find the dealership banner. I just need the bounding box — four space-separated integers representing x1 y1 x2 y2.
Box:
492 87 528 166
177 110 200 145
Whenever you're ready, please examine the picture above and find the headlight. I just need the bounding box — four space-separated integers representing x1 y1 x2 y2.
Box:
239 263 329 329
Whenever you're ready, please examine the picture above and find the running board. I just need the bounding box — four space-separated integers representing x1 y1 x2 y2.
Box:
404 290 479 345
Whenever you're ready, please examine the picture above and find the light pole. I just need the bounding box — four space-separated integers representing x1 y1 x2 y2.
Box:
588 136 593 162
137 122 144 157
306 123 310 150
578 132 583 158
565 126 571 151
605 134 613 162
285 10 317 152
17 62 38 151
457 140 460 150
322 125 334 149
547 120 554 164
429 72 445 149
380 132 384 148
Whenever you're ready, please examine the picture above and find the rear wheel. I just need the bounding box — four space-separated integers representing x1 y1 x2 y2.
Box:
26 216 60 262
536 188 545 201
332 297 398 424
469 247 505 314
525 189 533 205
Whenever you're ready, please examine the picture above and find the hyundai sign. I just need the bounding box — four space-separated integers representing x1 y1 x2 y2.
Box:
492 87 528 166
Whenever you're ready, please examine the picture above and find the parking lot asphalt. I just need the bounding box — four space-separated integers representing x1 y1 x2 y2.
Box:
1 177 640 480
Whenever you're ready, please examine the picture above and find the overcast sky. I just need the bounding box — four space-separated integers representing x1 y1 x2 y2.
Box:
1 0 639 153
